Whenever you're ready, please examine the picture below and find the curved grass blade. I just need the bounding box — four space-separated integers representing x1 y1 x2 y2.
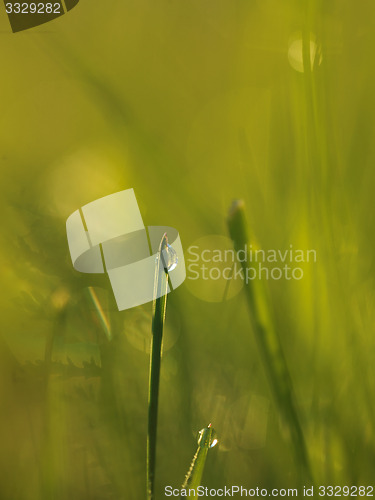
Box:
147 233 169 500
181 424 217 499
227 200 312 482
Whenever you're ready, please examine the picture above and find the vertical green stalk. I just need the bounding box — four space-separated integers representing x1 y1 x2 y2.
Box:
227 201 312 482
147 233 169 500
181 424 217 499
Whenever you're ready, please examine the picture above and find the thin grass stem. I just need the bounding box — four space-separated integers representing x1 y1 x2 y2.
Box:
227 200 312 482
181 424 217 500
147 233 169 500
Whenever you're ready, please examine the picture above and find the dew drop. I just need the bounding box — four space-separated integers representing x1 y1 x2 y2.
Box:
197 425 218 449
162 244 178 272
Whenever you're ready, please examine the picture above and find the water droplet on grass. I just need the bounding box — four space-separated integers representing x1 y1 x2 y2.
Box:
162 244 178 271
197 425 218 448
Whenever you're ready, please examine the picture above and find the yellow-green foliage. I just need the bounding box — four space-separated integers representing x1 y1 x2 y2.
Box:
0 1 375 498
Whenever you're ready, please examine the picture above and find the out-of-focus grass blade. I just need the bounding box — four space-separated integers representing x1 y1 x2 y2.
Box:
181 424 217 499
147 233 169 500
227 200 312 481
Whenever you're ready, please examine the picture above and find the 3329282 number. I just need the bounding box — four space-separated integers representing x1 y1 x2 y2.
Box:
319 486 374 496
5 3 62 14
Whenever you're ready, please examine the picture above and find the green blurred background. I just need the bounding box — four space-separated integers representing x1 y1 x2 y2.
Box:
1 1 375 498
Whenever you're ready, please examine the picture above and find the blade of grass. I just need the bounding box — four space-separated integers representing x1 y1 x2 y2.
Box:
147 233 170 500
181 424 217 499
227 200 312 482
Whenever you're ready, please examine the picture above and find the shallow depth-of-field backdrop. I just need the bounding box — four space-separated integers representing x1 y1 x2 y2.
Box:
1 1 375 499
